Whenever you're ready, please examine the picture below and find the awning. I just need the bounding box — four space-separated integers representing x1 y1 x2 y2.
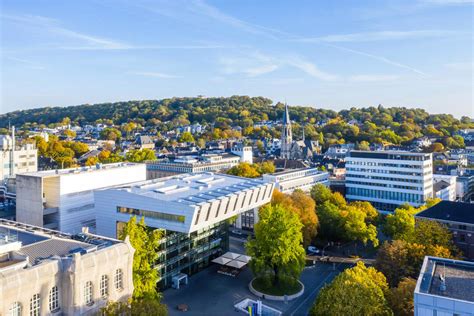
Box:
212 257 232 265
226 260 247 269
236 255 251 263
222 251 241 260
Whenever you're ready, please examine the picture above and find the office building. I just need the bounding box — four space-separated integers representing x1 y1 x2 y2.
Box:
16 163 147 233
262 168 329 194
345 151 433 212
95 173 274 288
0 128 37 181
146 153 241 179
416 201 474 260
0 219 134 316
414 256 474 316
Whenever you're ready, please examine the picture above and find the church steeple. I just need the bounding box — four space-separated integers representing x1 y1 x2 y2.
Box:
280 103 293 159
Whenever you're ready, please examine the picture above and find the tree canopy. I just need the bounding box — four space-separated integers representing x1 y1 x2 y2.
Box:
246 204 306 290
310 262 392 316
226 161 275 178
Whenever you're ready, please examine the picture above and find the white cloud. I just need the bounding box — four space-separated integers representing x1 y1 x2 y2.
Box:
284 56 339 81
298 30 458 43
420 0 474 5
6 57 45 70
129 71 181 79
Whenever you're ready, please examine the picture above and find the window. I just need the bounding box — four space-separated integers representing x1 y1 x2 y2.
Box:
30 294 40 316
49 286 59 312
100 275 109 298
9 302 22 316
115 269 123 291
84 281 93 306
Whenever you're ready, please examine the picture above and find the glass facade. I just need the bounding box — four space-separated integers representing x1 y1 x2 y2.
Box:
117 206 185 223
116 220 229 289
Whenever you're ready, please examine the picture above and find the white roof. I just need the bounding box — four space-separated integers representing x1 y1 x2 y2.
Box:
116 173 267 205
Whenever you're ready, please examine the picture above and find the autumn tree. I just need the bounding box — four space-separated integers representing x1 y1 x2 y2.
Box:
271 190 318 247
101 298 168 316
178 131 195 143
387 278 416 316
246 204 306 292
126 148 157 162
310 262 392 316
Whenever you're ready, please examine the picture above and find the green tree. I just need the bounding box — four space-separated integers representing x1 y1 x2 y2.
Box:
246 204 306 289
178 131 195 143
387 278 416 316
310 184 333 206
118 216 163 300
383 208 415 241
310 262 392 316
256 161 275 175
227 162 260 178
100 127 122 141
126 149 157 162
100 298 168 316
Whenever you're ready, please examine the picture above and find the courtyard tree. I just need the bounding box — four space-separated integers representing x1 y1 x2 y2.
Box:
119 216 164 300
310 262 392 316
246 204 306 294
101 298 168 316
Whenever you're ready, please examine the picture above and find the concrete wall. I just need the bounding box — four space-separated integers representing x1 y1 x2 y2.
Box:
16 175 43 226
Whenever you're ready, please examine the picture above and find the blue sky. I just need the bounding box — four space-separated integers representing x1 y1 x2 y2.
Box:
1 0 473 117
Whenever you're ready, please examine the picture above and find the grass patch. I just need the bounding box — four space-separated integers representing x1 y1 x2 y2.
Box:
252 277 302 296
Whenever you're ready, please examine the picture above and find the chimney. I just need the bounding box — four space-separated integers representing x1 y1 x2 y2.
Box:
10 126 15 177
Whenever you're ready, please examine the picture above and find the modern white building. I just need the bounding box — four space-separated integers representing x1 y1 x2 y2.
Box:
95 172 274 288
16 163 147 233
0 129 37 181
0 219 134 316
433 174 457 201
414 256 474 316
262 168 329 194
345 151 433 212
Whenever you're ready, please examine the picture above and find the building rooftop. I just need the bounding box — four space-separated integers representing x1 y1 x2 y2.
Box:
349 150 431 157
115 172 266 205
268 167 323 177
0 219 119 267
18 162 141 178
417 256 474 303
416 201 474 225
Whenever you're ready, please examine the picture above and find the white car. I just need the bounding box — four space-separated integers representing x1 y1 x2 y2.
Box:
307 246 320 255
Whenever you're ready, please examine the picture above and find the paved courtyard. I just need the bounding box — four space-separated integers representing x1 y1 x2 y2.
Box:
163 237 348 316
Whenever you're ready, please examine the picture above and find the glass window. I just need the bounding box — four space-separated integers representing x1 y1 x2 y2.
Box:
84 281 93 306
115 269 123 291
100 275 109 298
30 294 40 316
9 302 22 316
49 286 60 312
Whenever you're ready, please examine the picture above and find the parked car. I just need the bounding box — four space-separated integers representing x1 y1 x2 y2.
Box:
307 246 320 255
231 229 243 235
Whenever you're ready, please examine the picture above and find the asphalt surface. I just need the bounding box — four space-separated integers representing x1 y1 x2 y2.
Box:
162 236 348 316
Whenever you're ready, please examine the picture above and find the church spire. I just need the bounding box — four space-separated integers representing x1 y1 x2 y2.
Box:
280 103 293 159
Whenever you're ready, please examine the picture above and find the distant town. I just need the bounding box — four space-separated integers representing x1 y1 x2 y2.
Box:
1 98 473 316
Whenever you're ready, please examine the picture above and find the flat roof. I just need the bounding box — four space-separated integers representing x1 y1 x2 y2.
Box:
114 172 267 205
0 219 120 266
349 150 431 157
269 167 324 176
416 201 474 225
17 162 142 178
417 256 474 302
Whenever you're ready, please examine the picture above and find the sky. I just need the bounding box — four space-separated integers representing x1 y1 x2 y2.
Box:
1 0 473 117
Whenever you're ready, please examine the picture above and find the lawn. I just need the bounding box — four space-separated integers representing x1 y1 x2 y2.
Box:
252 277 302 296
